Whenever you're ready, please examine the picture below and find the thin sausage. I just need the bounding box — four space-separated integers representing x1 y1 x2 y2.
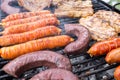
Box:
0 26 61 46
2 10 51 22
2 14 56 28
1 17 59 35
1 35 74 59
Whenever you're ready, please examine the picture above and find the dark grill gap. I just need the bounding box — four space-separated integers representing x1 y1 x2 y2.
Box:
0 0 120 80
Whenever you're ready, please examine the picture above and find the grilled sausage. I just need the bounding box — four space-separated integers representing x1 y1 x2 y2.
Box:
105 48 120 64
2 51 72 77
64 24 90 54
114 66 120 80
88 38 120 56
1 0 20 15
1 35 74 59
1 17 59 35
2 14 56 28
2 10 50 22
0 26 61 46
30 69 79 80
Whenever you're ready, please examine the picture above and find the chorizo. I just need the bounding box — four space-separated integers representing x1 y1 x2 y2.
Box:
88 38 120 56
2 14 56 28
1 17 59 35
2 10 50 22
0 26 61 46
105 47 120 64
114 66 120 80
1 35 74 59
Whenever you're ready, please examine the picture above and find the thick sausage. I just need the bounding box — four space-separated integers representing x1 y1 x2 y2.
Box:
1 0 20 14
1 35 74 59
2 51 72 77
0 26 61 46
30 69 79 80
114 66 120 80
88 38 120 56
105 48 120 64
64 24 90 54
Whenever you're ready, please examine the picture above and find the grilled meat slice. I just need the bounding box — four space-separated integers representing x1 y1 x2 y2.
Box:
18 0 51 11
80 16 117 41
54 0 93 17
18 0 93 18
94 10 120 33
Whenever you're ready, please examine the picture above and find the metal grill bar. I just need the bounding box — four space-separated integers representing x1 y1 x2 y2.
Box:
71 56 104 65
74 61 106 73
78 64 118 78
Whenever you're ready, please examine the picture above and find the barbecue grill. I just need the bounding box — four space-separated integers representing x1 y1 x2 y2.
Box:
0 0 120 80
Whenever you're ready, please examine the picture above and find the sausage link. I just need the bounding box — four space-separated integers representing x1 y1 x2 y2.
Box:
105 47 120 64
88 38 120 56
2 51 72 77
1 35 74 59
2 10 50 22
2 14 56 28
2 17 59 35
114 66 120 80
0 26 61 46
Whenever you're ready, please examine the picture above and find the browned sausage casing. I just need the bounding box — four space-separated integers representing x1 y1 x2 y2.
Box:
114 66 120 80
30 69 79 80
2 51 72 77
0 26 61 46
1 35 73 59
64 24 90 54
105 48 120 64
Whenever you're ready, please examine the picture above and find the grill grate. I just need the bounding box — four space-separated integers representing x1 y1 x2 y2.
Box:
0 0 120 80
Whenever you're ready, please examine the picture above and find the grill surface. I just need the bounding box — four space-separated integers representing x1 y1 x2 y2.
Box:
0 0 120 80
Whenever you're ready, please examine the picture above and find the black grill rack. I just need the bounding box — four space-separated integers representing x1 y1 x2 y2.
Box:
0 0 120 80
